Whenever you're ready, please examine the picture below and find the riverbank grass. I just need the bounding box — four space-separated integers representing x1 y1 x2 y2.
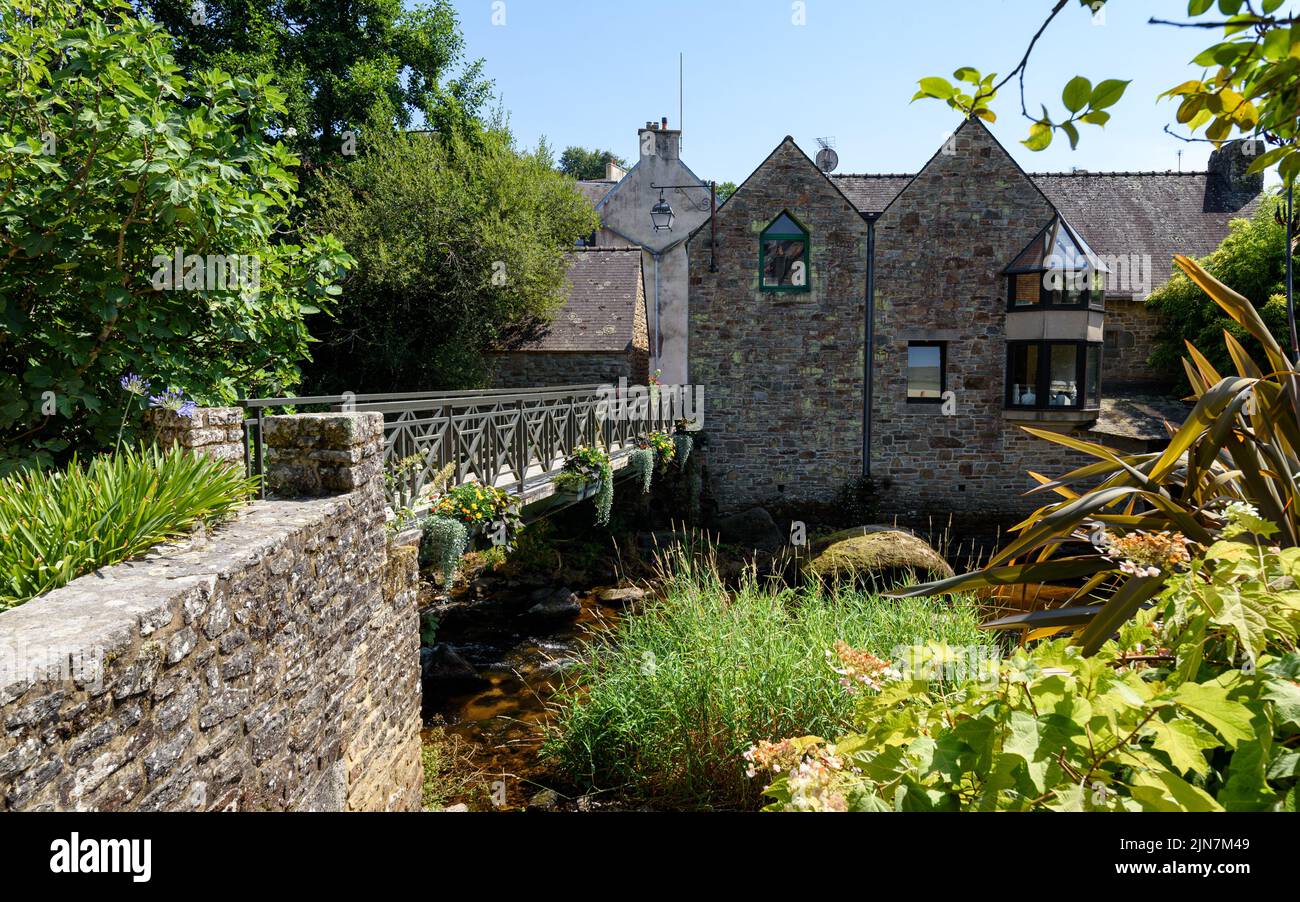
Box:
543 547 995 810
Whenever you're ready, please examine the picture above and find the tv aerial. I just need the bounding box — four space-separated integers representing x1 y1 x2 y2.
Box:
816 137 839 174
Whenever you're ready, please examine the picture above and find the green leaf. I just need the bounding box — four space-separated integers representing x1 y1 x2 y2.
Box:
1129 770 1223 811
1089 79 1131 111
915 77 955 101
1062 76 1092 113
1172 681 1256 747
1150 717 1218 775
1022 121 1053 152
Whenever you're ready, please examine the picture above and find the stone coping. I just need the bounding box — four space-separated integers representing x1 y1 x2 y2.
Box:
0 495 354 697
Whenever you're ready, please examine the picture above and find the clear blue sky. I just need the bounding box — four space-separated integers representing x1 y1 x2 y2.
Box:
441 0 1288 184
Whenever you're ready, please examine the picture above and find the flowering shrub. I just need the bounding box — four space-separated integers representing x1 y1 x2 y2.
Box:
1100 529 1192 578
754 507 1300 812
435 481 522 547
643 430 676 467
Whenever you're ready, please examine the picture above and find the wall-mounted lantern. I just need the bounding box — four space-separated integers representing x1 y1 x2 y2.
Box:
650 191 675 232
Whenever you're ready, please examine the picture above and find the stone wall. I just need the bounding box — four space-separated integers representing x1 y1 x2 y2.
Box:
0 412 422 812
486 349 648 389
688 136 868 512
145 406 244 465
1103 295 1169 387
870 118 1096 518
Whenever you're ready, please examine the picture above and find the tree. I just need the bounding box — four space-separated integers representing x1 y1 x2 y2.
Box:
1148 194 1294 383
302 128 599 393
914 1 1300 185
0 0 351 471
134 0 491 160
558 146 627 180
716 181 739 203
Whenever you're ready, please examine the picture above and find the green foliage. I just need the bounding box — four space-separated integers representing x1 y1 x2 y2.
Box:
629 448 654 494
673 432 693 469
644 430 676 468
543 546 993 810
716 181 739 203
302 127 599 391
137 0 490 161
387 458 454 531
421 514 469 591
434 481 522 548
0 445 257 608
915 1 1300 176
557 146 627 180
556 445 613 527
901 253 1300 656
757 519 1300 812
0 0 352 471
1147 196 1293 383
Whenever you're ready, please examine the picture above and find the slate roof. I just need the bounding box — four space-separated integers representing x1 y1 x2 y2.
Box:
1091 392 1193 442
576 179 618 207
516 247 643 353
1033 172 1261 289
833 170 1261 288
830 174 916 214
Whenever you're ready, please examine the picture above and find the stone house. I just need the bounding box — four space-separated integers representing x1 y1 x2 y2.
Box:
485 246 650 388
687 119 1262 519
488 118 711 389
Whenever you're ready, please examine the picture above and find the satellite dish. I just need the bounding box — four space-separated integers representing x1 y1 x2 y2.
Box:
816 137 839 174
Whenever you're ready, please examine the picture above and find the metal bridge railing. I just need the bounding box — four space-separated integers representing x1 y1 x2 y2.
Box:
238 383 689 509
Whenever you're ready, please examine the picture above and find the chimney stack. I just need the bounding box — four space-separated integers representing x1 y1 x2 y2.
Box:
638 117 681 162
1208 139 1266 197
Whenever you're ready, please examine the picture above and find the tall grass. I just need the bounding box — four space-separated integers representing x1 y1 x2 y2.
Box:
0 445 257 609
543 544 995 810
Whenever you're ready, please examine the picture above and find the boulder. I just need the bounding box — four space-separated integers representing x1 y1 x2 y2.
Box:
525 588 581 622
804 527 953 589
715 506 784 553
421 644 481 687
597 586 647 606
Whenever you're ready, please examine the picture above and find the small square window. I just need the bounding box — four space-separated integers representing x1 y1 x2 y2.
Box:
907 342 945 402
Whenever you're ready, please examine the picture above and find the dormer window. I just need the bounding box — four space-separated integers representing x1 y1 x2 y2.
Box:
1005 215 1106 310
760 211 810 292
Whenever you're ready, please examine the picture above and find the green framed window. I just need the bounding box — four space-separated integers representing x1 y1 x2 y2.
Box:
760 211 810 292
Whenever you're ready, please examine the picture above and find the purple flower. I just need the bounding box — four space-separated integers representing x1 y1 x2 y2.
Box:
120 373 150 396
149 389 198 419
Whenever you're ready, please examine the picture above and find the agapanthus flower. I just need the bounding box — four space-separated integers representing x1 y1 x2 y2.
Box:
149 389 198 419
120 373 151 396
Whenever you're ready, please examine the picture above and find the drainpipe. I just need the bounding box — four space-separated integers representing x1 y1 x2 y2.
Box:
651 250 662 376
863 213 879 478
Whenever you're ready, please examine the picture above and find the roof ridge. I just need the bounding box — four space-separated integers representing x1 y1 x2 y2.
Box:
1030 170 1208 177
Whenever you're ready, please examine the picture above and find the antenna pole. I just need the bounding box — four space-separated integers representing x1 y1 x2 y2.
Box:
679 52 684 153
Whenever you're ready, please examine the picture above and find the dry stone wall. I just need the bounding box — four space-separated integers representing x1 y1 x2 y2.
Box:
0 412 422 811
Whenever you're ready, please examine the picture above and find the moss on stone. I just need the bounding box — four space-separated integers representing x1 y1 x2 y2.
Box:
804 527 953 588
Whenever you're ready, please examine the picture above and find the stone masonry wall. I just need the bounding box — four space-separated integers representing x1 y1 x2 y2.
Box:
145 406 244 465
0 412 422 811
688 137 868 512
486 350 648 389
871 119 1100 518
1104 295 1169 387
